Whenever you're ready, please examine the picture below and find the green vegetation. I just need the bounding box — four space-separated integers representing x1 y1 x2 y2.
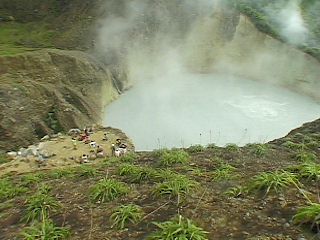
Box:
110 204 144 229
294 162 320 180
282 141 305 151
21 219 70 240
295 151 317 162
225 143 240 152
90 178 129 203
148 215 208 240
24 191 61 222
119 153 138 163
0 178 27 202
160 150 189 167
152 176 197 201
50 168 74 179
75 165 97 178
212 163 237 181
293 203 320 225
118 164 156 183
45 110 63 134
0 153 10 164
0 22 56 56
154 169 184 182
247 143 269 157
248 170 299 196
188 145 205 153
21 173 45 186
224 186 248 198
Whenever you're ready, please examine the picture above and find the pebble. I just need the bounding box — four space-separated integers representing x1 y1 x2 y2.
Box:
283 222 290 228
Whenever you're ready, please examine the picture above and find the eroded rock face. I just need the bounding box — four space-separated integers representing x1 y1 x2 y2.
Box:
185 10 320 100
0 49 119 150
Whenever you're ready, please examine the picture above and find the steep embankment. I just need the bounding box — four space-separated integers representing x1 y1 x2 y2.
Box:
0 49 119 150
184 6 320 100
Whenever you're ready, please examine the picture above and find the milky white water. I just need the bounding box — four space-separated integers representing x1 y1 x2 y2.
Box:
103 73 320 151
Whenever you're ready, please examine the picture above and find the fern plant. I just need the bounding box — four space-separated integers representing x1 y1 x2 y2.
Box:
148 215 208 240
110 204 144 229
90 178 129 203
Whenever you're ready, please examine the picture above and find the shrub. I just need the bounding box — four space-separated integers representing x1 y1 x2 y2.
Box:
148 215 208 240
21 219 70 240
295 151 317 162
188 145 204 153
248 170 300 196
110 204 144 229
152 176 197 200
90 178 129 203
212 164 237 181
0 178 27 202
160 150 189 167
23 192 61 222
293 203 320 225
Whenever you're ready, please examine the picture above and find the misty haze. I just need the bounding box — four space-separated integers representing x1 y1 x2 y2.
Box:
98 0 320 150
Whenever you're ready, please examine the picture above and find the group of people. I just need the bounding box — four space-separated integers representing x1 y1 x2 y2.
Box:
112 139 128 157
70 127 129 163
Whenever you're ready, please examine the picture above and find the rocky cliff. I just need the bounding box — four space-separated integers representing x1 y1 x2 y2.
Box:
0 49 119 150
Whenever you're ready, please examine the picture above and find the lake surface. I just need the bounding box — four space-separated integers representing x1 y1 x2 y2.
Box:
103 73 320 151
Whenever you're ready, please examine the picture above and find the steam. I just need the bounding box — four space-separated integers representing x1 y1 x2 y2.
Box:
95 0 320 149
265 0 309 45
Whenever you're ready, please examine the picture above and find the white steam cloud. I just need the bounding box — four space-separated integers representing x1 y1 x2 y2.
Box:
266 0 309 45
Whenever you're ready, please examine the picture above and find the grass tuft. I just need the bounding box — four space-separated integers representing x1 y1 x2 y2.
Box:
152 176 197 200
248 170 300 196
148 215 208 240
293 203 320 226
23 191 61 223
90 178 129 203
295 151 317 162
160 150 189 167
21 219 70 240
0 178 27 202
212 163 237 181
225 143 240 152
110 204 144 229
188 145 205 153
118 164 156 183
